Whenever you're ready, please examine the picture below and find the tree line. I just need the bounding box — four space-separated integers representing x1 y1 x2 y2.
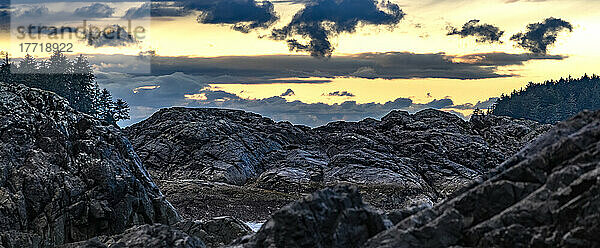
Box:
0 52 129 125
491 74 600 123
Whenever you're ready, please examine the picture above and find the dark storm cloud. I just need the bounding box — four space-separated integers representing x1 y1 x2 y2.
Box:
145 52 565 81
510 17 573 54
124 2 192 19
271 0 405 57
74 3 115 18
447 19 504 43
325 91 355 97
280 89 295 96
125 1 277 32
193 0 278 33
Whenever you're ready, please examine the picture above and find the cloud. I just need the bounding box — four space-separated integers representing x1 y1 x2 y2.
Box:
271 0 405 57
98 71 209 109
83 24 139 48
19 5 49 18
0 6 8 32
510 17 573 54
452 52 566 66
74 3 115 18
126 0 278 32
325 91 355 97
452 97 499 110
124 2 191 19
144 52 565 81
94 70 479 127
280 88 295 96
423 98 454 109
447 19 504 43
193 0 279 33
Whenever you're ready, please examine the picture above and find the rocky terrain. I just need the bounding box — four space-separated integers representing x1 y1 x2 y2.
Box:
125 107 551 220
1 82 598 248
227 110 600 248
0 83 179 247
362 110 600 247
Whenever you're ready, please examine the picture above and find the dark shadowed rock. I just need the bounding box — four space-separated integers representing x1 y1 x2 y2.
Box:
363 110 600 248
175 217 252 248
0 83 179 247
125 107 549 220
230 185 389 248
60 224 205 248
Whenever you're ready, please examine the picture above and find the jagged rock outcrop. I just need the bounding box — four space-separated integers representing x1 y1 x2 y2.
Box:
0 83 179 247
124 108 310 186
61 224 205 248
230 185 389 248
125 107 549 220
363 110 600 247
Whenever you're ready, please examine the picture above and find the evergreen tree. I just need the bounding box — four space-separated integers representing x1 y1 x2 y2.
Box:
0 52 130 126
114 99 130 121
98 88 116 124
71 55 97 115
492 75 600 123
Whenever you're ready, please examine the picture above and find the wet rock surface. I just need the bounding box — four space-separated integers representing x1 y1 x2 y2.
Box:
230 185 389 248
125 107 550 219
363 110 600 248
0 83 179 247
157 179 299 222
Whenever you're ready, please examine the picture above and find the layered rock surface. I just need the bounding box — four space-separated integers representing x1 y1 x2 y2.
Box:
0 83 179 247
363 110 600 247
125 107 550 220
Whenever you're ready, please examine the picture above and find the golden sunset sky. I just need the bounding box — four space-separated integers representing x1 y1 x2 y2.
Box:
1 0 599 125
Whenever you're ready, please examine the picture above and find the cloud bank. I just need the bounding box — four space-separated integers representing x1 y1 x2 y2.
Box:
141 52 565 82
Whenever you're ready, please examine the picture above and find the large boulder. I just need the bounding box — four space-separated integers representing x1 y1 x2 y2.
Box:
124 108 309 186
125 107 549 220
0 83 179 247
363 110 600 247
231 185 389 248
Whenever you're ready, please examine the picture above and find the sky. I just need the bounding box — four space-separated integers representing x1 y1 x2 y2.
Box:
1 0 599 126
